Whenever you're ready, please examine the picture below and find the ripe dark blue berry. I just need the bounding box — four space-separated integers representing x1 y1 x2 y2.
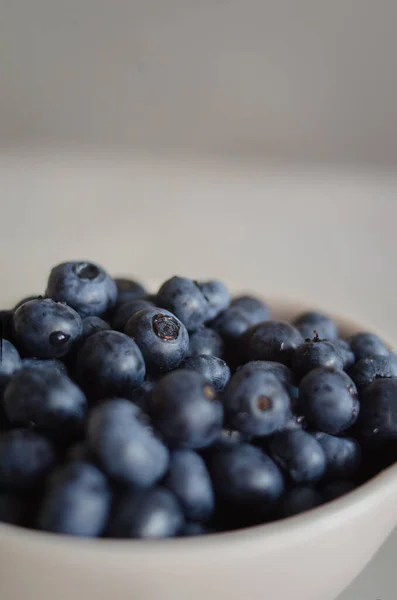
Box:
188 326 225 359
230 295 271 322
292 336 344 380
348 354 397 390
0 339 21 389
348 332 389 360
111 299 153 332
180 355 231 390
81 316 110 340
199 280 230 321
13 298 83 359
278 486 323 518
313 432 361 479
236 361 296 396
114 278 146 304
157 277 210 331
293 311 338 341
355 378 397 441
331 339 355 369
268 429 326 483
46 261 118 318
21 358 67 376
243 321 304 365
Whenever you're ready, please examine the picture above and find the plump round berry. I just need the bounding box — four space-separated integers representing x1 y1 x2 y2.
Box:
4 369 87 443
0 339 21 388
76 330 145 399
299 367 359 434
46 261 118 318
114 278 146 304
231 295 271 322
293 311 338 341
355 378 397 441
125 307 189 373
180 355 231 390
236 360 296 395
0 429 56 490
268 430 326 484
111 299 153 332
322 480 356 501
209 444 284 514
348 354 397 390
243 321 304 365
278 486 323 518
37 461 111 537
81 316 110 340
188 326 225 359
21 358 67 376
332 339 355 369
313 432 361 479
157 276 210 331
107 488 184 539
347 332 389 360
222 369 290 436
13 298 83 359
292 336 344 380
0 492 28 525
13 296 41 311
87 399 169 487
164 450 214 522
199 280 230 321
149 370 223 449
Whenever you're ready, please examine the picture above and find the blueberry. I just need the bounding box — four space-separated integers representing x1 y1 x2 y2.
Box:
243 321 304 366
292 335 344 380
299 368 359 434
21 358 68 376
76 330 145 399
188 326 225 359
13 296 41 311
46 261 118 318
355 378 397 441
278 486 323 518
348 354 397 390
268 429 326 483
0 310 14 342
13 298 83 359
180 355 231 390
164 450 214 522
230 295 271 323
236 361 296 395
37 461 111 537
211 306 257 342
348 332 389 360
293 311 338 341
4 369 87 443
209 444 284 514
111 299 153 332
129 379 156 412
0 492 28 525
125 307 189 373
149 370 223 449
87 399 169 487
222 369 290 436
322 480 356 501
332 339 355 369
157 277 210 331
0 339 21 389
313 432 361 479
114 278 146 304
199 280 230 321
81 316 110 340
107 487 184 539
0 429 56 490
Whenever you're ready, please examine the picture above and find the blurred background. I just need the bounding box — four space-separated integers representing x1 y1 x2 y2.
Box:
1 3 397 597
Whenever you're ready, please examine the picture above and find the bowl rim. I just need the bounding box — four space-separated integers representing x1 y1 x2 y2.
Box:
1 296 397 561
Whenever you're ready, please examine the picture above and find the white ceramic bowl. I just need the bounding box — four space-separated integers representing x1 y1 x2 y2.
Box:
1 299 397 600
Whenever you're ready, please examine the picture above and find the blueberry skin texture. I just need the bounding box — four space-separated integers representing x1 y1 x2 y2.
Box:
149 370 223 449
76 330 145 400
199 280 230 321
355 378 397 441
37 461 111 537
114 278 146 304
0 492 28 525
299 368 359 434
46 261 118 318
348 332 389 360
81 316 110 340
313 432 361 479
107 487 184 539
348 354 397 390
211 306 257 342
157 276 210 332
292 339 344 380
13 298 83 359
111 299 153 332
278 486 323 518
0 339 21 389
230 295 271 322
21 358 67 376
0 429 56 490
332 339 355 369
129 379 155 412
243 321 304 366
209 444 284 513
293 311 338 341
268 429 326 484
164 450 215 522
181 355 231 391
188 326 225 359
236 361 296 395
87 399 169 487
322 480 356 501
222 370 290 436
125 307 189 373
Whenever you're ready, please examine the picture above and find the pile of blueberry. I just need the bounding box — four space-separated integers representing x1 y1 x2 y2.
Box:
1 260 397 539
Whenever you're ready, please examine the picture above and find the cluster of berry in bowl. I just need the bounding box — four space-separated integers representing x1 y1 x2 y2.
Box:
1 261 397 539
